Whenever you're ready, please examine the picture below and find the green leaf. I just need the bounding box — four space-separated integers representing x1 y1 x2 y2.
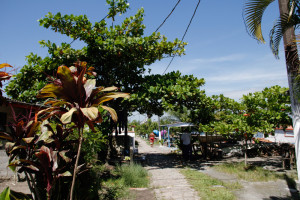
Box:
61 107 77 124
0 187 10 200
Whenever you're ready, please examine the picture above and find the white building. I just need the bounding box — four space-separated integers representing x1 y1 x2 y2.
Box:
255 126 294 144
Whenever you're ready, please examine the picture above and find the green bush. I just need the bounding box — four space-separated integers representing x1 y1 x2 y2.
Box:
99 179 125 200
118 163 149 188
82 127 108 164
97 163 149 199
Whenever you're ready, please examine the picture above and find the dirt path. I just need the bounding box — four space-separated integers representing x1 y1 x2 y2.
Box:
201 166 299 200
136 136 200 200
136 137 300 200
0 150 30 194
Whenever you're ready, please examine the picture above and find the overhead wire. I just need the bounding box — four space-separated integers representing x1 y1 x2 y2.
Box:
155 0 182 33
162 0 201 74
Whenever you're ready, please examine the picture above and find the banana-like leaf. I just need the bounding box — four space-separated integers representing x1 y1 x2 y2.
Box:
0 72 10 77
9 146 26 154
0 133 13 142
105 92 130 99
40 110 65 122
22 137 35 144
26 121 40 138
35 107 60 122
51 150 58 171
0 63 12 69
61 107 77 124
84 79 96 100
37 131 54 143
76 65 87 102
35 147 51 170
45 100 70 107
5 142 14 154
58 171 72 177
57 65 77 100
101 105 118 122
89 86 105 100
80 107 99 121
59 150 72 163
92 97 113 106
101 86 118 92
92 92 129 106
15 121 24 138
23 165 39 172
37 84 66 99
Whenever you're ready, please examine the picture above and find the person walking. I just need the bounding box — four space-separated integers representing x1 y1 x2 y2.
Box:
149 132 155 147
181 131 192 161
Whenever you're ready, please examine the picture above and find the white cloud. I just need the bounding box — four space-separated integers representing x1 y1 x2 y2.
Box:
190 54 246 64
206 70 286 82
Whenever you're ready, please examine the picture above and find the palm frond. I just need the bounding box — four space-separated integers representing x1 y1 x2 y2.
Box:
243 0 275 43
269 13 296 58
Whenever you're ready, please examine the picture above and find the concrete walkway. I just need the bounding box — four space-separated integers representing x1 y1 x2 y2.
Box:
136 137 200 200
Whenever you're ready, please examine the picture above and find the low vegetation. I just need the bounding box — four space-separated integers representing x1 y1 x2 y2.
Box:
213 162 283 182
117 163 149 188
180 168 241 200
98 163 149 200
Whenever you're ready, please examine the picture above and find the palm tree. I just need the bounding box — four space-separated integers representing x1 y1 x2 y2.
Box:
243 0 300 180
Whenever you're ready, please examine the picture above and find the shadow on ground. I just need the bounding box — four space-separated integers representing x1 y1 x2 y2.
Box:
138 152 300 200
142 152 221 170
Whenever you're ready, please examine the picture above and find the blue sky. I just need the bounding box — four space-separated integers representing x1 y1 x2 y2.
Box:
0 1 288 120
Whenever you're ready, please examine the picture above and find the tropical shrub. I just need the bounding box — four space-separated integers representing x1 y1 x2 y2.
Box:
0 62 129 200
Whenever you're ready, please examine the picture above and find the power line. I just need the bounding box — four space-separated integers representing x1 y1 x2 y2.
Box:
162 0 201 74
155 0 181 32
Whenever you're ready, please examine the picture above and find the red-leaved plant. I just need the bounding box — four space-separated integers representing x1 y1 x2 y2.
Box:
36 61 129 200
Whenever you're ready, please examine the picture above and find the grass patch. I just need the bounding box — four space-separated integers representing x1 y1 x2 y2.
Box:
180 168 241 200
97 163 149 200
117 163 149 188
213 162 283 182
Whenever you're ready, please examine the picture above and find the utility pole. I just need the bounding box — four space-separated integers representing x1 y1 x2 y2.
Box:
158 116 161 142
278 0 300 183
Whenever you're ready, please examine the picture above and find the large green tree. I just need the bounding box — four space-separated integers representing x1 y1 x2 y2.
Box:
243 0 300 179
6 1 209 152
199 86 291 164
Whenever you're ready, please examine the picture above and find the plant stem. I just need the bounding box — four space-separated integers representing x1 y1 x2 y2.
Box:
24 172 35 200
27 172 41 200
69 128 83 200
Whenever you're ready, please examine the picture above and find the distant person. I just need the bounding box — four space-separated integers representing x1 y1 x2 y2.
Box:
181 131 192 161
149 132 155 147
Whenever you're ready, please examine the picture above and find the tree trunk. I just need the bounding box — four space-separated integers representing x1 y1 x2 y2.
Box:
69 128 83 200
245 139 248 166
278 0 300 182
